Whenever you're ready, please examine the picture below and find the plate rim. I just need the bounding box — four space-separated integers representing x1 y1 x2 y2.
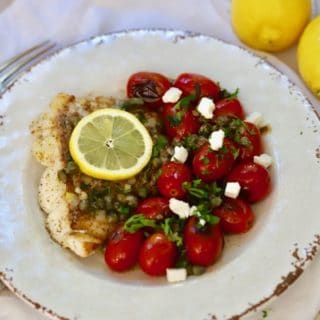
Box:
0 28 320 320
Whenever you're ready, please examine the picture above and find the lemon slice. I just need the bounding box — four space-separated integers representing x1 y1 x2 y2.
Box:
69 108 153 180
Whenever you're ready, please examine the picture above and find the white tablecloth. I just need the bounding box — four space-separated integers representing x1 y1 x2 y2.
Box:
1 0 320 319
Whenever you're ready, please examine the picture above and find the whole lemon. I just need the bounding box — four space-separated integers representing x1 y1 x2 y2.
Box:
298 16 320 99
231 0 311 52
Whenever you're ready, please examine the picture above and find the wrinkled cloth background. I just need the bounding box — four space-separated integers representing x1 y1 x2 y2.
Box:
0 0 320 319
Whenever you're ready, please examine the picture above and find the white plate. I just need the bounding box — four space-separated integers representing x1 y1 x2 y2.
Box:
0 30 319 320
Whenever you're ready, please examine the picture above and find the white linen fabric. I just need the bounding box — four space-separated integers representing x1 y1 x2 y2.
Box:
0 0 319 319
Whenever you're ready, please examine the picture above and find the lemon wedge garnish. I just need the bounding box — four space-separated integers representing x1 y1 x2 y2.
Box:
69 108 153 180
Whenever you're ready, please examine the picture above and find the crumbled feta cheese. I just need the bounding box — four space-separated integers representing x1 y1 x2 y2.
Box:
162 87 182 103
224 182 241 199
209 129 225 151
196 97 215 119
245 112 266 128
169 198 190 219
254 153 273 168
166 268 187 283
171 146 188 163
199 218 206 226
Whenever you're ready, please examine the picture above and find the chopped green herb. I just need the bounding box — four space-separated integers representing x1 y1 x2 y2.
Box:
117 205 131 215
220 87 239 100
173 84 200 111
231 146 240 160
200 156 210 165
161 217 184 247
152 135 168 157
262 310 268 318
120 98 144 109
168 111 184 127
194 203 220 226
124 214 157 233
239 136 251 147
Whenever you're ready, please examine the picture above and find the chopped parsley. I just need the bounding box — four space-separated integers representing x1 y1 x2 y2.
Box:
124 214 157 233
220 87 239 100
168 111 184 127
152 135 168 157
161 217 184 247
200 156 210 165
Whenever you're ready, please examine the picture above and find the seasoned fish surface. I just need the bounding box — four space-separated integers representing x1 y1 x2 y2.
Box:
32 93 116 257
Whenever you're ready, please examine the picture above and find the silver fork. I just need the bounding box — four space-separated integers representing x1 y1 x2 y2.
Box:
0 40 56 95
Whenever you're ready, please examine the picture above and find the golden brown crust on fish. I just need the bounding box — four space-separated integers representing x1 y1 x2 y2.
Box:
32 93 117 257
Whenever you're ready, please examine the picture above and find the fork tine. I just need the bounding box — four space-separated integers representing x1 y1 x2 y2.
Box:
1 42 56 86
0 40 52 74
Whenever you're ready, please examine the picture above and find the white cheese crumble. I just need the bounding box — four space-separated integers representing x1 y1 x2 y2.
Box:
169 198 190 219
224 182 241 199
209 129 225 151
199 218 206 226
171 146 188 163
166 268 187 283
162 87 182 103
254 153 273 168
196 97 215 119
245 112 266 128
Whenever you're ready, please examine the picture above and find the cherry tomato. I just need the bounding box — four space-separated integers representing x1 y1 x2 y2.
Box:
192 139 237 182
127 72 171 108
105 225 144 272
139 233 178 276
135 197 170 220
184 216 224 267
213 198 254 233
157 162 192 199
237 122 262 161
162 103 200 140
214 98 245 119
174 73 220 101
226 161 271 203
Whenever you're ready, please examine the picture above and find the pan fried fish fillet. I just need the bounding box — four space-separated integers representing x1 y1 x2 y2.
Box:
31 93 117 257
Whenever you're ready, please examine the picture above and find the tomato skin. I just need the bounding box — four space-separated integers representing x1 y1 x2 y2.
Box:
135 197 170 220
184 217 224 267
214 98 245 119
105 225 144 272
174 73 220 101
139 233 178 276
237 122 262 161
226 161 271 203
127 72 171 108
157 162 192 199
162 103 200 140
192 139 237 182
213 198 254 233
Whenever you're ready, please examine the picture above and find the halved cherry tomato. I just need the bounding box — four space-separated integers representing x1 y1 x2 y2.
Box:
105 225 144 272
162 103 200 140
157 162 192 199
226 161 270 203
174 73 220 101
139 233 177 276
213 198 254 233
237 122 262 161
135 197 170 220
214 98 245 119
127 72 171 108
192 139 237 182
184 216 223 267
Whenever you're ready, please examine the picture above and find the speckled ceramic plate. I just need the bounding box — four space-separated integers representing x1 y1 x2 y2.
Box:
0 30 320 320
